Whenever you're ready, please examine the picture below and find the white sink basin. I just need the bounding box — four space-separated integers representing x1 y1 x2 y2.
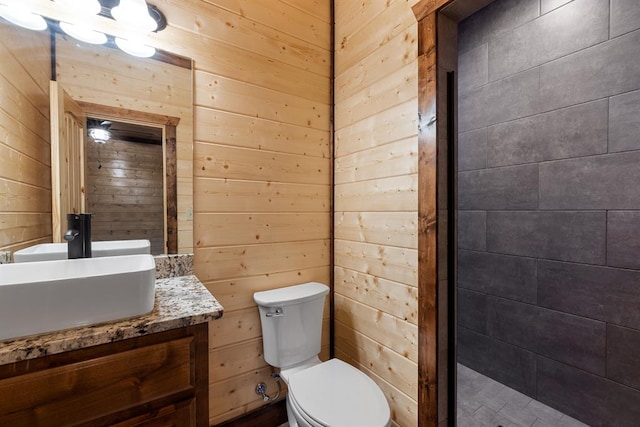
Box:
13 239 151 263
0 254 156 341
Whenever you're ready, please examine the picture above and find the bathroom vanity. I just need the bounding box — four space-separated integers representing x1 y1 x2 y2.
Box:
0 267 223 426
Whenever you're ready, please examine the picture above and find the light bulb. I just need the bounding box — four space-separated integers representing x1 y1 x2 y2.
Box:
88 128 111 143
60 22 107 44
111 0 157 33
115 37 156 58
0 3 47 31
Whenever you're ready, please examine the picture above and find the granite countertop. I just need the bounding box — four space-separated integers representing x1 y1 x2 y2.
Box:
0 274 223 365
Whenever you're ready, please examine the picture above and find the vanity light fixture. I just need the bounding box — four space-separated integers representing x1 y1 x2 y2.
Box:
59 22 108 44
115 37 156 58
55 0 107 45
0 1 47 31
111 0 157 33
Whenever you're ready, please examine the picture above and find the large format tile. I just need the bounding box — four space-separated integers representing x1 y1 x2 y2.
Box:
488 0 609 81
537 356 640 426
541 0 573 14
486 211 606 264
487 99 608 167
458 128 488 171
458 326 537 396
536 357 608 426
458 211 486 251
539 151 640 209
607 324 640 391
607 211 640 269
540 29 640 111
458 289 488 334
487 297 606 375
538 260 640 331
459 68 540 132
458 164 538 210
458 0 540 53
458 250 537 303
609 89 640 153
459 43 488 92
611 0 640 38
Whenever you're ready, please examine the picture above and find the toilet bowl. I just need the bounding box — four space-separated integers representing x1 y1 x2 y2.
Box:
282 358 390 427
254 283 391 427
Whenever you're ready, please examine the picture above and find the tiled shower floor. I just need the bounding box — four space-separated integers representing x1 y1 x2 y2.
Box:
457 364 588 427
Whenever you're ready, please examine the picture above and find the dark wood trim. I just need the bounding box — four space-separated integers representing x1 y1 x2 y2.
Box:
413 1 498 425
165 126 178 254
416 11 439 427
215 399 287 427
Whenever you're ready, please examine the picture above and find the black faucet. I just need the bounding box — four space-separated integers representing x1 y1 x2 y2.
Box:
64 213 92 259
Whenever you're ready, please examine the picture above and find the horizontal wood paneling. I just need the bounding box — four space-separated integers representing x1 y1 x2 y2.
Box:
334 267 418 324
178 1 333 422
195 71 330 131
336 0 418 75
335 1 421 425
335 211 418 248
335 293 418 362
194 178 329 213
196 213 329 247
194 142 330 185
197 240 329 282
194 107 330 158
0 21 51 252
335 174 418 212
335 102 419 157
204 267 330 312
335 137 418 184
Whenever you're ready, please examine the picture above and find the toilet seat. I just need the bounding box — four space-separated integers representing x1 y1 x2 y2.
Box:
288 359 391 427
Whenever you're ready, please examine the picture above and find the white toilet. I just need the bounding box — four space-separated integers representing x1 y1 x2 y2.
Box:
254 282 391 427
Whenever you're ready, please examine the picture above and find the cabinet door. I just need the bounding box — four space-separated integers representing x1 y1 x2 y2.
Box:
0 337 193 426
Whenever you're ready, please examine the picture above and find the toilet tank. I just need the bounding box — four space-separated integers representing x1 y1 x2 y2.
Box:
254 282 329 368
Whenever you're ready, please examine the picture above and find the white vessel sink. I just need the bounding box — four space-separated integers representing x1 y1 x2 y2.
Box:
13 239 151 263
0 254 156 341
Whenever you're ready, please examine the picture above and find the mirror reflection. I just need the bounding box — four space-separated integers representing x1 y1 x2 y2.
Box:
86 119 165 255
0 18 194 255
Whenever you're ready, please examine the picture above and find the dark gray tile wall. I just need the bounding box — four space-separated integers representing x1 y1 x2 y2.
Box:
487 100 608 167
609 90 640 153
457 0 640 424
611 0 640 38
457 211 486 250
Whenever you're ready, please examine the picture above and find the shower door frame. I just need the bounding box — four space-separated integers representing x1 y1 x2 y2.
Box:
412 1 497 426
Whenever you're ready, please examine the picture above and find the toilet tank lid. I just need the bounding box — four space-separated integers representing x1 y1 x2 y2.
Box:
253 282 329 307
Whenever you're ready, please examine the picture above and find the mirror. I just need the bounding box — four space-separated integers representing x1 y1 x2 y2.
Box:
0 20 193 255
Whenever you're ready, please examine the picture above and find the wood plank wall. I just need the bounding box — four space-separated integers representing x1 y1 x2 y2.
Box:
0 22 52 253
138 1 333 423
86 139 165 254
54 34 194 253
5 1 331 423
334 1 422 426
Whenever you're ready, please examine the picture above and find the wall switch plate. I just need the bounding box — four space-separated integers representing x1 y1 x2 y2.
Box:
186 208 193 221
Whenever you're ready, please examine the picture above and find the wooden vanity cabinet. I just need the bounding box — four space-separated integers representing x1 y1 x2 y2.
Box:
0 323 209 427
